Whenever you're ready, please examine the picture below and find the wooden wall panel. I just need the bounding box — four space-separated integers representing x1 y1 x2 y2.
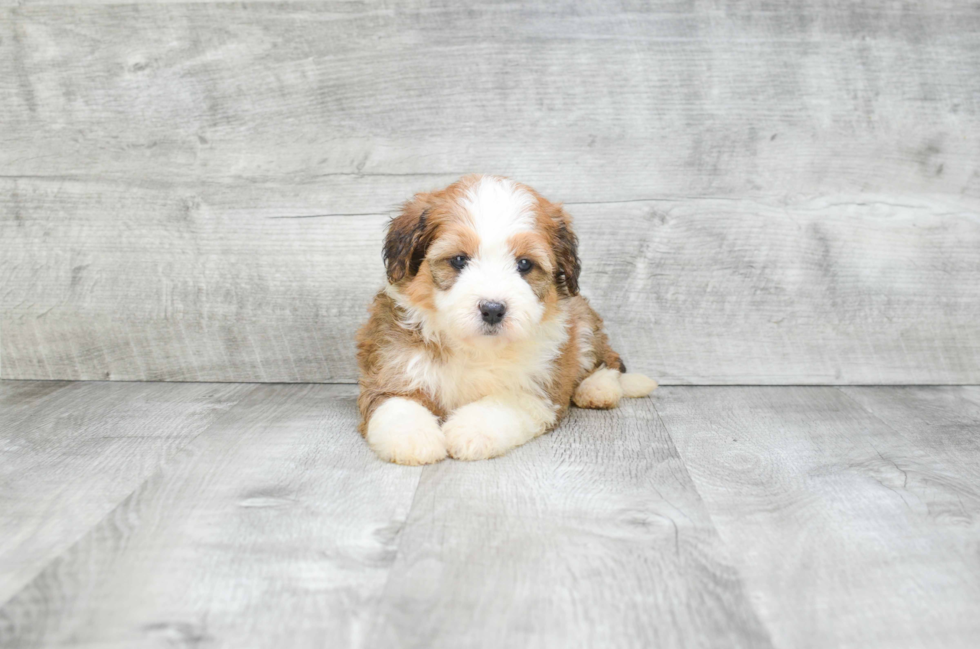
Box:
2 1 979 382
3 178 977 383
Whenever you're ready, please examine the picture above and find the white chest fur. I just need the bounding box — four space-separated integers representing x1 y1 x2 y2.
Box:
398 314 569 413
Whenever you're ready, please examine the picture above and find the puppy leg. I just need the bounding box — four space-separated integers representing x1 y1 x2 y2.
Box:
574 302 655 406
443 395 557 461
573 367 625 409
366 397 447 466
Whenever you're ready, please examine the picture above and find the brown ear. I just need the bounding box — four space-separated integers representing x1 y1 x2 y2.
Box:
550 205 581 296
384 195 435 283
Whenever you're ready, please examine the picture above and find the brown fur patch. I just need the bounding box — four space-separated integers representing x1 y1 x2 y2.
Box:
566 295 625 375
383 176 483 286
508 230 554 300
403 262 437 311
544 320 584 423
426 221 481 291
384 200 432 283
508 231 553 271
428 221 481 261
356 291 449 435
538 296 624 421
523 188 581 296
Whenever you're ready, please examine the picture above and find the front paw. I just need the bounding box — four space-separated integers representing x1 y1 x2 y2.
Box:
443 403 508 461
366 397 447 465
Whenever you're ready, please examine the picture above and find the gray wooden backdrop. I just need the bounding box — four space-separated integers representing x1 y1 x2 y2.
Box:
2 1 978 384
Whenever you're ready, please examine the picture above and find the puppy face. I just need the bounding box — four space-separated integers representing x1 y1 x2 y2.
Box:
384 175 580 345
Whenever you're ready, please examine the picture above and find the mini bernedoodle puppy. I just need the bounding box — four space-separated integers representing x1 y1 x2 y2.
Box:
357 174 657 464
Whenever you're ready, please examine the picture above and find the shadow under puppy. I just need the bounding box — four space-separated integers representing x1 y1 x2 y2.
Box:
357 174 657 464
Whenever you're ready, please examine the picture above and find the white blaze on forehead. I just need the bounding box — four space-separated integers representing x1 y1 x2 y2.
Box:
461 177 535 253
433 176 547 343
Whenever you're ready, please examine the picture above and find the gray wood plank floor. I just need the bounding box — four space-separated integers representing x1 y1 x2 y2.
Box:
656 386 980 649
0 381 252 604
2 381 979 648
368 400 770 649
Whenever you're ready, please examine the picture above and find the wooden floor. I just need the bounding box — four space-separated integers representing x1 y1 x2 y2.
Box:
1 381 978 648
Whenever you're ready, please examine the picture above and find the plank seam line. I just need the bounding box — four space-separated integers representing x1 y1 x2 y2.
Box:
648 397 777 646
360 464 429 644
266 212 384 219
5 380 980 387
0 172 466 181
0 383 263 611
564 196 743 205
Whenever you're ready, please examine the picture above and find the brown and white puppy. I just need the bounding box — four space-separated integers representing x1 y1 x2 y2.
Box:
356 175 656 464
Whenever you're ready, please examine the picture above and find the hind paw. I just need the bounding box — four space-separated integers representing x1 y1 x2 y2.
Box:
621 373 658 398
573 368 624 409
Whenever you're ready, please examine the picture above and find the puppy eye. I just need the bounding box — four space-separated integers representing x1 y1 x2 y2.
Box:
516 258 533 274
450 255 468 270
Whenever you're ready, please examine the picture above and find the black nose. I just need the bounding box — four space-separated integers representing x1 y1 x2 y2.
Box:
479 301 507 325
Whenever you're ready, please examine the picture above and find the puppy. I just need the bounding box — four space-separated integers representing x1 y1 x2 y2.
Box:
356 175 657 464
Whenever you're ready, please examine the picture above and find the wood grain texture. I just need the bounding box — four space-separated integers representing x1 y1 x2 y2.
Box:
838 386 980 487
0 380 251 605
3 2 978 198
367 399 772 649
3 180 978 383
2 382 979 646
3 1 980 383
655 386 980 649
0 383 423 649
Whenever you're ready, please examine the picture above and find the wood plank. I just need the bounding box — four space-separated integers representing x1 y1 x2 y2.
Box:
2 2 978 201
838 386 980 485
3 1 979 383
0 384 422 648
0 380 252 605
367 399 772 649
3 179 978 383
654 386 980 649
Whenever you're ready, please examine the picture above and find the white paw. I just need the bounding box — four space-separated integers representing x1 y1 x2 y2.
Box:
366 397 447 465
620 373 657 398
573 367 624 409
443 401 519 461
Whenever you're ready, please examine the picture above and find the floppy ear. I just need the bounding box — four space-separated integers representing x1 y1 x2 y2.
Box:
549 204 581 296
384 195 435 283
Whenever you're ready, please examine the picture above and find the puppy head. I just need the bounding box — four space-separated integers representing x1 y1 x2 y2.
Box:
384 175 580 345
